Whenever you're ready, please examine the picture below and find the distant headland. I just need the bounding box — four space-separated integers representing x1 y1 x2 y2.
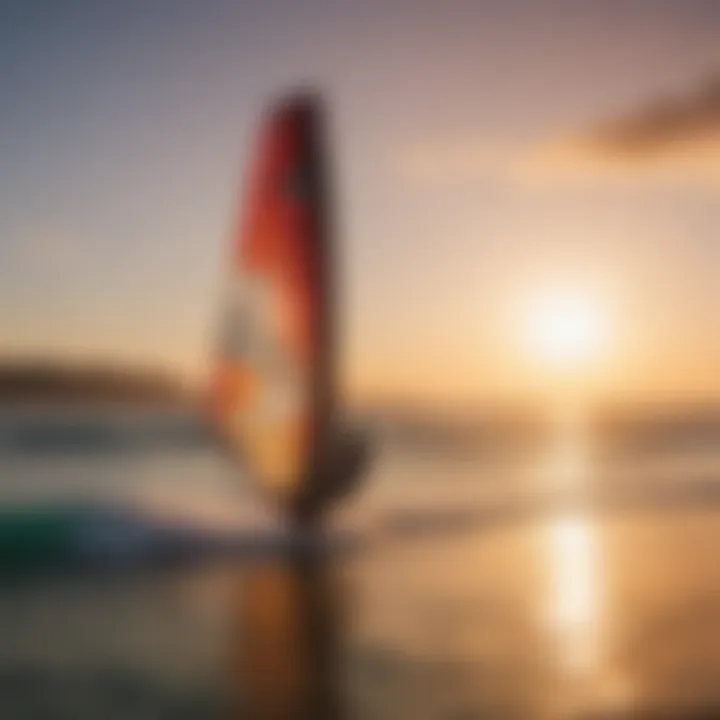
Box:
0 360 190 406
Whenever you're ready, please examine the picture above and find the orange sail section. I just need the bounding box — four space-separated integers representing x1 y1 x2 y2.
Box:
211 94 334 510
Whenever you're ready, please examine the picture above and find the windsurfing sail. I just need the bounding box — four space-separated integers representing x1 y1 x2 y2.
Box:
210 92 335 519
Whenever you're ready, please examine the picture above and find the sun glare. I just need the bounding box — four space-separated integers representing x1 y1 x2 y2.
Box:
523 289 608 368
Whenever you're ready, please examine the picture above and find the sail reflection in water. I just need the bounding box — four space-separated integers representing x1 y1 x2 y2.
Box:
231 555 346 719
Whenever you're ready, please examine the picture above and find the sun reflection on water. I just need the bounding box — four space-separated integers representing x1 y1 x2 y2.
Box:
539 410 643 717
543 407 603 676
548 513 600 674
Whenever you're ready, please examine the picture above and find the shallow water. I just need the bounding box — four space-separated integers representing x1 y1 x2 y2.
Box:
1 408 720 718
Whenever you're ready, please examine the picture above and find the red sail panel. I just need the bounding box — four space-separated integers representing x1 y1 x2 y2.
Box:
210 94 332 508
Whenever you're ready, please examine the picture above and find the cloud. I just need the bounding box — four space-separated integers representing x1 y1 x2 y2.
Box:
530 75 720 185
578 76 720 155
398 75 720 189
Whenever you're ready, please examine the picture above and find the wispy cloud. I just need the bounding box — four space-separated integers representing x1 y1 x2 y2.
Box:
530 75 720 185
398 75 720 189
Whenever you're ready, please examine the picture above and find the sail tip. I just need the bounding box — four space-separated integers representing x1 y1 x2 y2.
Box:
269 88 325 124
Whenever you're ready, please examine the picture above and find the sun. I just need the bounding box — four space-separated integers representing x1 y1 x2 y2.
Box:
523 288 608 368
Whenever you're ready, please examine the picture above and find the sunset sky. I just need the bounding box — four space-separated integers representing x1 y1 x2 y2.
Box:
1 0 719 405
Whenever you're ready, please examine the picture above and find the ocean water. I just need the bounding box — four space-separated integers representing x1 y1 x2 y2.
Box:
1 407 720 718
